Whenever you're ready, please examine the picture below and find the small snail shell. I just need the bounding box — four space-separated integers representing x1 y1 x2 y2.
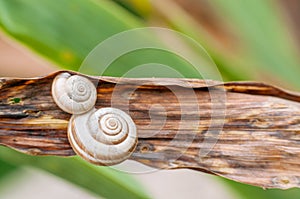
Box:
68 107 137 166
52 73 97 115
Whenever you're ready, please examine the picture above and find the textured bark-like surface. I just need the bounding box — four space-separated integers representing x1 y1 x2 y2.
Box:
1 70 300 189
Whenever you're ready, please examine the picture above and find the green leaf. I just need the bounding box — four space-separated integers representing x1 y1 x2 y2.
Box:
112 0 152 18
0 155 18 193
128 0 253 81
208 0 300 88
0 158 17 178
0 147 149 199
0 0 202 78
0 0 142 69
222 179 300 199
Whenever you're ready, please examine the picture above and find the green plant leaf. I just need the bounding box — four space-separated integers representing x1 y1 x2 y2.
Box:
222 179 300 199
0 155 18 192
0 147 149 199
113 0 152 18
0 0 202 78
208 0 300 88
0 0 142 70
0 158 17 178
123 0 253 81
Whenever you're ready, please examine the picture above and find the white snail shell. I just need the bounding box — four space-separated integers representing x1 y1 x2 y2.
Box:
52 73 97 115
68 107 137 166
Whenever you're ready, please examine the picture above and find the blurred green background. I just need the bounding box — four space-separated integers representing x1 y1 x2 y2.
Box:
0 0 300 198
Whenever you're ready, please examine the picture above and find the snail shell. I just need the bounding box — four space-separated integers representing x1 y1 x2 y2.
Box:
52 73 97 115
68 107 137 166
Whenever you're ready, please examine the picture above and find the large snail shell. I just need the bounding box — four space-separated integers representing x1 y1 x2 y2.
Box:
68 107 137 166
52 73 97 115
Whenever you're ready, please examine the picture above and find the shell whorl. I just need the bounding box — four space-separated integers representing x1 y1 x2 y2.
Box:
68 107 137 166
52 73 97 115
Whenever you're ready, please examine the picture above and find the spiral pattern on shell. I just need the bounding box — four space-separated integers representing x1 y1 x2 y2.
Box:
52 73 97 114
68 107 137 166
